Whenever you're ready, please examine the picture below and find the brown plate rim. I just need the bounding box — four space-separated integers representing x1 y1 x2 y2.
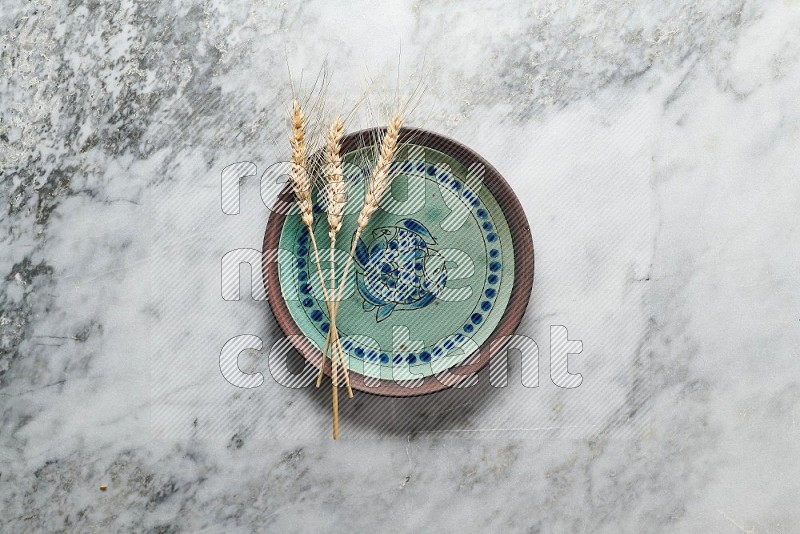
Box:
263 127 534 397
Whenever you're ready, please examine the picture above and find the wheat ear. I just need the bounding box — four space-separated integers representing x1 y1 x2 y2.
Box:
325 114 403 357
289 101 314 228
289 100 341 439
325 116 346 237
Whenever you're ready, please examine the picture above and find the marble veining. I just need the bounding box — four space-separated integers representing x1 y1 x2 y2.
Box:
2 0 799 532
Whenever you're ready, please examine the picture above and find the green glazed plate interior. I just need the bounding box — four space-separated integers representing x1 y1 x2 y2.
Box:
277 143 515 382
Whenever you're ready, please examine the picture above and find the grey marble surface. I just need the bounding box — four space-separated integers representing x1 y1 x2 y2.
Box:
2 0 800 532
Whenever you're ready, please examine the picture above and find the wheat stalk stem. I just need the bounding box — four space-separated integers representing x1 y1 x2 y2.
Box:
316 236 352 398
328 236 353 396
331 327 339 439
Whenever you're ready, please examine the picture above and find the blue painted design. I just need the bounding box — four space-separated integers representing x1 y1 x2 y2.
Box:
471 313 483 324
489 249 499 258
488 274 498 284
420 351 431 362
486 232 498 242
485 288 496 298
406 354 417 364
354 219 447 322
481 301 492 311
310 310 323 322
490 261 502 272
477 208 488 219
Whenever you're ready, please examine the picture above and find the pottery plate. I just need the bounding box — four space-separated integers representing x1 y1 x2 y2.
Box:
264 128 533 396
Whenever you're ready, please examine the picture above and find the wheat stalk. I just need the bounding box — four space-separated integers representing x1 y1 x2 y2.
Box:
289 100 344 439
356 114 404 235
322 114 404 361
289 101 328 306
317 116 353 398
